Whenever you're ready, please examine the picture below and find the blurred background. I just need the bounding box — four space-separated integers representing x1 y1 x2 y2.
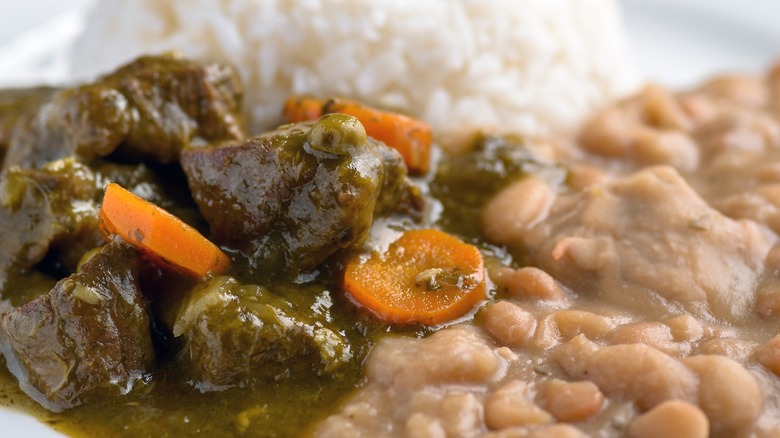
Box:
0 0 90 45
624 0 779 85
0 0 778 87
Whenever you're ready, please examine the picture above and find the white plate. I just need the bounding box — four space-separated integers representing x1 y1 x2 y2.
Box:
623 0 779 88
0 0 778 436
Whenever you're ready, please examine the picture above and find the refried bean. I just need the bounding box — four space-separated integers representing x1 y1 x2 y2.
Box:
317 63 780 437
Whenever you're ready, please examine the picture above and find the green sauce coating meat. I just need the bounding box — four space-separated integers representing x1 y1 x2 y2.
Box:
181 113 423 275
1 240 154 412
0 159 102 293
0 157 198 298
173 276 351 389
1 53 244 171
0 87 58 166
0 55 426 437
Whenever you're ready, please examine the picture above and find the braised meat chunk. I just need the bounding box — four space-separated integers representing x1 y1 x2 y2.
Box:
1 240 155 412
173 276 351 389
0 157 186 297
181 113 422 274
0 159 102 294
0 87 58 167
0 41 512 436
1 53 244 171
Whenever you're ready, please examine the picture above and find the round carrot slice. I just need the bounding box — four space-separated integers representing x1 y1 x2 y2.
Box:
99 182 229 278
342 229 486 325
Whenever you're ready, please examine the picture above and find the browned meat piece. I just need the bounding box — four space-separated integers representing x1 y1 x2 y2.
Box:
0 87 58 167
0 159 102 294
2 53 244 171
0 157 186 299
173 276 351 389
1 240 155 412
181 114 422 275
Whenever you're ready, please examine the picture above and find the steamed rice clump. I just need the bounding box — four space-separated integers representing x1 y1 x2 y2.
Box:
70 0 638 142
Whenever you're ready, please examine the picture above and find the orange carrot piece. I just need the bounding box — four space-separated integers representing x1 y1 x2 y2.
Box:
342 229 485 325
283 96 324 123
326 99 432 174
283 96 432 174
99 182 229 278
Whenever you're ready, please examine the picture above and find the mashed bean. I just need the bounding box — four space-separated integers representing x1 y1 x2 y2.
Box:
317 327 506 437
755 335 780 375
605 322 686 356
319 64 780 438
366 327 506 391
484 380 552 429
537 379 604 423
519 166 771 323
627 400 709 438
552 310 615 341
682 355 763 433
480 177 556 248
482 424 587 438
483 302 536 349
663 314 704 343
491 267 566 302
553 335 698 410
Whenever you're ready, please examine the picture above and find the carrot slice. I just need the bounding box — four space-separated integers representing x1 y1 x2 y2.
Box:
283 96 324 123
283 96 432 174
342 229 485 325
99 182 229 278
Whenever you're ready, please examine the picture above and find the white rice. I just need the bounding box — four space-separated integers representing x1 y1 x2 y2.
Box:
69 0 638 143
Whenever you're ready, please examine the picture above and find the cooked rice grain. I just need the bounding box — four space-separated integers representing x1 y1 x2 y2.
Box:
70 0 639 143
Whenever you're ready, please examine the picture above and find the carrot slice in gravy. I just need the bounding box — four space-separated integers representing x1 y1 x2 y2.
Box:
99 182 229 277
283 96 432 174
342 229 486 325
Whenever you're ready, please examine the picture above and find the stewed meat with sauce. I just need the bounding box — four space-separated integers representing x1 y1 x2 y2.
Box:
0 54 427 436
181 113 422 275
3 50 780 438
2 240 154 412
0 53 245 170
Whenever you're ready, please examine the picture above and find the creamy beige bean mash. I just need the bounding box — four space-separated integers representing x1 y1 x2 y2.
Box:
318 64 780 438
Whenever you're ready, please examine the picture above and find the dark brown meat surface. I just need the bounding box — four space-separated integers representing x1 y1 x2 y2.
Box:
0 87 58 167
173 276 351 389
1 240 155 412
181 114 422 275
1 53 245 171
0 159 102 294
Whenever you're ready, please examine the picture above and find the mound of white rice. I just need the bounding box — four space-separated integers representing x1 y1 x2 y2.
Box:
70 0 638 143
